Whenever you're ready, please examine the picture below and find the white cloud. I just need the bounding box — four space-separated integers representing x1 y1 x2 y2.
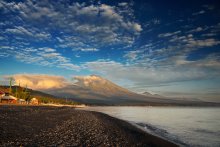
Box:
186 38 220 48
202 33 217 37
1 0 142 49
152 19 160 25
144 18 161 29
166 31 220 56
158 30 181 38
84 56 220 90
42 48 56 52
12 47 80 71
35 32 51 40
56 37 64 43
7 74 69 90
118 2 128 7
0 52 10 58
74 75 106 87
58 63 80 71
192 10 205 16
79 48 99 52
124 50 143 61
5 26 32 36
40 52 61 58
202 5 215 10
5 26 51 40
0 36 4 40
191 54 220 68
187 27 204 33
133 23 143 32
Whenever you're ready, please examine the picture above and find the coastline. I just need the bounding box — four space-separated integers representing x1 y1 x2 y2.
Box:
0 105 177 146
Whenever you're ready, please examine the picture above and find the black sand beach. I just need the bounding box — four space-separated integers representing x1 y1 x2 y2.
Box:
0 105 177 146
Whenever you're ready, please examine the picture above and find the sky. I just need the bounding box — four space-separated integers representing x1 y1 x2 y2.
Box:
0 0 220 102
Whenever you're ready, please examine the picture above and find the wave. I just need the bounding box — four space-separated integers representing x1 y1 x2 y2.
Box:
194 128 220 136
135 122 188 147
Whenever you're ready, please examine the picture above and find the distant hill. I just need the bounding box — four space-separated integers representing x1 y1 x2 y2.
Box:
45 75 220 106
142 92 164 98
142 91 203 102
142 92 153 96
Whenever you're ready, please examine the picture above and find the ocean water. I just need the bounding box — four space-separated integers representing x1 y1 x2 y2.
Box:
80 106 220 147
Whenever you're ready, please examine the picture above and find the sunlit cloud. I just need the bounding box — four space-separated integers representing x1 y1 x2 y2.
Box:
7 74 69 90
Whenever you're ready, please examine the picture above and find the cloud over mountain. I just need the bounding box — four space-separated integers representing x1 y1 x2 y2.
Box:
8 74 69 90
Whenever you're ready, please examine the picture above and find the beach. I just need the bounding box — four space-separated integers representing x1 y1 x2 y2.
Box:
0 105 177 146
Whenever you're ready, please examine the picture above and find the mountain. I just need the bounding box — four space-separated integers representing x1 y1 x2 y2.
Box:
45 75 220 106
74 75 132 97
45 75 145 105
142 92 164 98
142 92 153 96
142 91 204 102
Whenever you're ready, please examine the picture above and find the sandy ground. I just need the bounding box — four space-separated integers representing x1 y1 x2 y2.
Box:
0 105 178 146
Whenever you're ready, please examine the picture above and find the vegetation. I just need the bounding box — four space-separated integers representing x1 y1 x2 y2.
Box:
0 77 80 105
0 85 80 105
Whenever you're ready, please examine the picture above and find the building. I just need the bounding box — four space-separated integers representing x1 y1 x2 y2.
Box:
29 98 39 105
1 93 18 104
18 99 26 104
0 91 5 98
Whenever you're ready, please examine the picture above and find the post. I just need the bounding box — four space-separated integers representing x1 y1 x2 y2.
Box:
9 77 13 94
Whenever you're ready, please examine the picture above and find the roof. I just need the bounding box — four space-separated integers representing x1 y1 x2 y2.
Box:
0 91 5 95
1 95 18 100
30 98 38 101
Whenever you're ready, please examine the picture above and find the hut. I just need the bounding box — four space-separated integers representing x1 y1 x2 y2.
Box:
1 93 17 104
18 99 26 104
29 98 39 105
0 91 5 98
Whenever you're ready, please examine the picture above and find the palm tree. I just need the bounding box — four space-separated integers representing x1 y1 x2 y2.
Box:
9 77 13 94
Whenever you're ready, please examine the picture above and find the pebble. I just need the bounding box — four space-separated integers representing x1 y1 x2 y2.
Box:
0 105 177 147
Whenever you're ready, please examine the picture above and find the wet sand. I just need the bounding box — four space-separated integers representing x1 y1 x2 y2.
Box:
0 105 178 146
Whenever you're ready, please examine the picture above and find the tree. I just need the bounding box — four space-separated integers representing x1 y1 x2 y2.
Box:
9 77 13 94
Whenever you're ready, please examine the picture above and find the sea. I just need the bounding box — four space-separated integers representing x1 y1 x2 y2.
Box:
80 106 220 147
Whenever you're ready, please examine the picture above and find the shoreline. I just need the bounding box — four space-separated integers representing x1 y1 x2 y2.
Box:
0 105 177 146
1 103 219 108
131 122 177 145
78 106 181 146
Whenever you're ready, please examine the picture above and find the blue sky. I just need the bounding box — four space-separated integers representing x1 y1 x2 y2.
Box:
0 0 220 102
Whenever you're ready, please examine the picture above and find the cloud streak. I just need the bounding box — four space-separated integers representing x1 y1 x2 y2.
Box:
0 46 80 71
5 26 51 40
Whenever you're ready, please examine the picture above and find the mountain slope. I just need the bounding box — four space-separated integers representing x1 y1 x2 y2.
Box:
45 75 219 106
46 75 145 105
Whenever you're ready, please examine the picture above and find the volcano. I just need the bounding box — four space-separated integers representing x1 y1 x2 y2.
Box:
45 75 218 106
